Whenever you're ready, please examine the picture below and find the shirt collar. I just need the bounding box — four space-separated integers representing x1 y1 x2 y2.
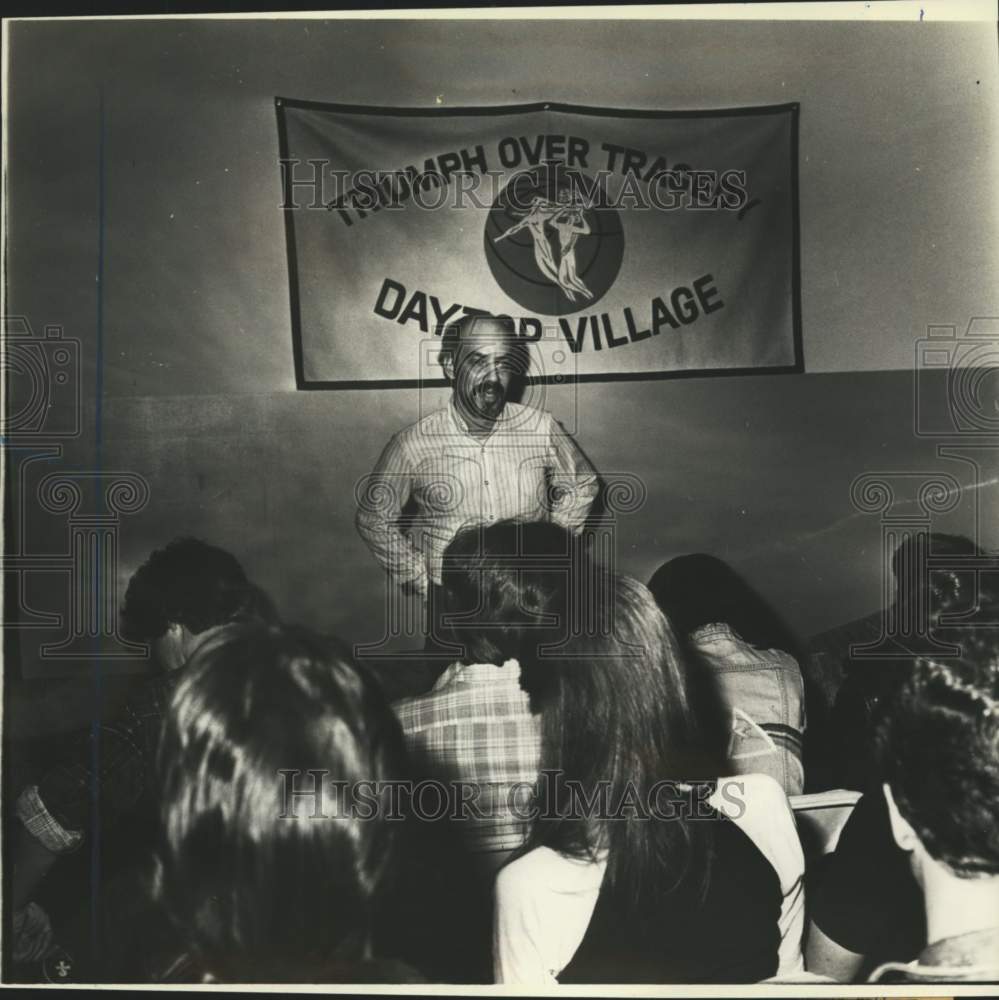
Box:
447 399 552 442
690 622 742 644
447 398 511 438
919 926 999 971
433 658 523 690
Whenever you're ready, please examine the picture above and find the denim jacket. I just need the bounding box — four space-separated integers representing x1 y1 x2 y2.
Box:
689 623 806 796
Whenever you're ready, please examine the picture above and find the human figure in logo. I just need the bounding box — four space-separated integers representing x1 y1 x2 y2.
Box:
550 192 594 302
492 196 562 288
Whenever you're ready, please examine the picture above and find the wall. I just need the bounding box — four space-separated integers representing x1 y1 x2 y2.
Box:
6 16 998 682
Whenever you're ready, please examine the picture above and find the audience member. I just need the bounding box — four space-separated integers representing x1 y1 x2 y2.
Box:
392 519 582 877
648 554 807 795
867 612 999 983
9 521 993 986
153 622 422 983
806 569 997 982
495 574 806 984
819 532 984 789
9 538 275 972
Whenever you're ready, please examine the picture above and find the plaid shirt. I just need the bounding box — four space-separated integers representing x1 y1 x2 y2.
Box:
16 670 179 854
393 659 541 854
356 401 598 593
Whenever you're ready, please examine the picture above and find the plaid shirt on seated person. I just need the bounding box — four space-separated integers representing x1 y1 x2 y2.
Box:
393 658 541 856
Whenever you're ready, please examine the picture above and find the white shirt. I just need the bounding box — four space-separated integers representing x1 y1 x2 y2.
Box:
494 774 806 985
355 401 598 593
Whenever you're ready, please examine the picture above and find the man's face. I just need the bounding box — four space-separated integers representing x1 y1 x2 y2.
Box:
450 323 521 423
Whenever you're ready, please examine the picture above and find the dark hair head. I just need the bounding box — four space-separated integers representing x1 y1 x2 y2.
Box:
523 574 714 912
437 313 528 381
891 532 982 578
875 598 999 877
647 553 801 657
120 538 265 642
155 622 406 981
891 532 985 614
438 519 582 667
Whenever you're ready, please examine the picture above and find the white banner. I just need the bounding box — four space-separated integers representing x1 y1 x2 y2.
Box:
277 99 802 388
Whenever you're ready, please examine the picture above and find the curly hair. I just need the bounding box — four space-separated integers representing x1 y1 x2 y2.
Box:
875 618 999 877
119 538 262 641
890 532 985 620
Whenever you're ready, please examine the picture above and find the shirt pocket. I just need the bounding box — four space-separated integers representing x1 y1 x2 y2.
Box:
716 659 802 733
412 454 480 519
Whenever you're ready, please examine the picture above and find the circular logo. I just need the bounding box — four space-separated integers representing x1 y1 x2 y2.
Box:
484 165 624 315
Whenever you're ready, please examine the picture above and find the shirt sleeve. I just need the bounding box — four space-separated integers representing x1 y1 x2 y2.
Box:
354 432 429 595
15 785 82 854
493 859 560 985
494 848 605 984
546 416 599 533
711 774 806 977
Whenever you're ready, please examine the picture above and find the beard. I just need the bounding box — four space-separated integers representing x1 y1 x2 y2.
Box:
470 380 505 416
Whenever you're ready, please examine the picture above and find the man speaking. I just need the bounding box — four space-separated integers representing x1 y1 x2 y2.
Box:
356 314 599 635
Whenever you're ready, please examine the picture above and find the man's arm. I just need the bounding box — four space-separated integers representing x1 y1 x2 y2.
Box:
355 433 429 595
546 417 599 533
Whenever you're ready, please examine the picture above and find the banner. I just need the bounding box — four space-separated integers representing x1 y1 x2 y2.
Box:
276 99 801 389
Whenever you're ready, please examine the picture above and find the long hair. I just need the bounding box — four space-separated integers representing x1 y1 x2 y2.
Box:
647 553 804 661
648 554 811 772
521 574 715 912
155 622 406 982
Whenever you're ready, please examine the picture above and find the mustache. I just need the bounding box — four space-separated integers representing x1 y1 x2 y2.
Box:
476 381 505 395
